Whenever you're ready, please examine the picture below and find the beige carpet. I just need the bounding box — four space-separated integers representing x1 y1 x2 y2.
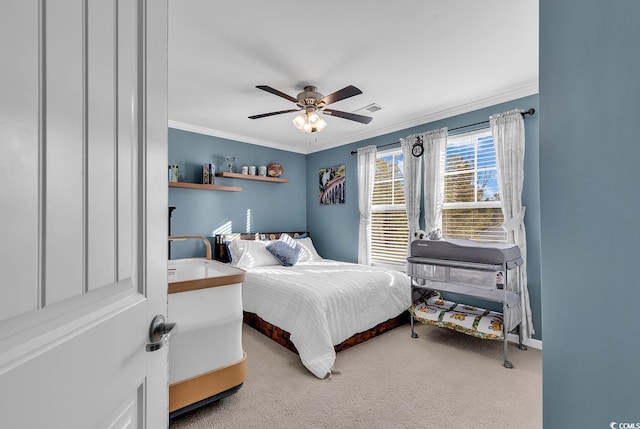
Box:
170 323 541 429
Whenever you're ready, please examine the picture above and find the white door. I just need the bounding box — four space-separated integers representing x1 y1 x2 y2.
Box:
0 1 169 428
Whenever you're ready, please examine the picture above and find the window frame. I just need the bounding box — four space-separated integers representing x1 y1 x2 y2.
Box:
442 128 506 243
370 148 408 268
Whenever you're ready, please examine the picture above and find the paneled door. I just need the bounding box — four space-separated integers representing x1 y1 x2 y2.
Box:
0 1 168 428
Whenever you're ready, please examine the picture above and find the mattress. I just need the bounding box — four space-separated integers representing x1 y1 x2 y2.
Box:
410 238 523 269
242 260 411 378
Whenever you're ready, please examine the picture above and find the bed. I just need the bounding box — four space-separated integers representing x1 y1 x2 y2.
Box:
214 232 412 378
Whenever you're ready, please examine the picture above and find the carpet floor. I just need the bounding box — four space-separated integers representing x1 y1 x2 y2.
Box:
169 323 542 429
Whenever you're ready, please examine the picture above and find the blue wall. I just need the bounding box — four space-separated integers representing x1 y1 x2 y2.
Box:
307 94 541 340
168 128 306 258
540 1 640 426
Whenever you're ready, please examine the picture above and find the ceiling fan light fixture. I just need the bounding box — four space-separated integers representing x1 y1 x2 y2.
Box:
292 111 328 133
308 111 320 123
292 113 307 130
314 116 328 132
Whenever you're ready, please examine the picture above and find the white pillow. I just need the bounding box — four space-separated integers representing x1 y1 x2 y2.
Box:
228 240 280 268
227 239 248 262
295 237 323 262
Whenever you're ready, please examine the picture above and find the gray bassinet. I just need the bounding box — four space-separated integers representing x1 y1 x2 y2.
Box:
407 238 527 368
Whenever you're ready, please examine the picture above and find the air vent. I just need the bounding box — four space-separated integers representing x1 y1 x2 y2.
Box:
354 103 383 114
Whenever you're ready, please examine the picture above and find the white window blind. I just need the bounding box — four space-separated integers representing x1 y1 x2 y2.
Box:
443 129 506 243
371 150 408 265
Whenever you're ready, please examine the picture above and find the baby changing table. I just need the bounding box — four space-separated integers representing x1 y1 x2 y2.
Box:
407 238 527 368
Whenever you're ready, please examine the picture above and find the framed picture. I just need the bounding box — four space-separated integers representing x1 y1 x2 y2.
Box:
319 164 346 205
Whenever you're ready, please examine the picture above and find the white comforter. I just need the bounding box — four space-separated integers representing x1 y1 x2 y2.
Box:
242 260 411 378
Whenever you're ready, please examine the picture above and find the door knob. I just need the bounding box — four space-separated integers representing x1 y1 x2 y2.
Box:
146 315 176 352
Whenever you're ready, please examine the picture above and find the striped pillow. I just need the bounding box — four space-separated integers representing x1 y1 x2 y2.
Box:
278 233 297 248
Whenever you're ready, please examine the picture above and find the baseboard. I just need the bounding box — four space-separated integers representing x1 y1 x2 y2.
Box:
508 333 542 350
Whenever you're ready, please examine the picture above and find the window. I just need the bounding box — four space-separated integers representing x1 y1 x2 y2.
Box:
368 130 504 265
443 129 506 243
371 149 408 265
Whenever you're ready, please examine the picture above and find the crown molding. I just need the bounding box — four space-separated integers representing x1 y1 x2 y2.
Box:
169 82 538 155
306 82 539 153
167 120 309 154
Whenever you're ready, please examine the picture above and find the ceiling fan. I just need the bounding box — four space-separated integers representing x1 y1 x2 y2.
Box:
248 85 373 133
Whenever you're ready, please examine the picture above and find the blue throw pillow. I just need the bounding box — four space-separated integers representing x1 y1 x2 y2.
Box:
266 240 301 267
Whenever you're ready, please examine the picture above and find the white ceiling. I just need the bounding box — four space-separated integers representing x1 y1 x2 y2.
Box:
168 1 538 154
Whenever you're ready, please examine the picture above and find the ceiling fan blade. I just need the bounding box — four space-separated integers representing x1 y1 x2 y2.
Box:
255 85 298 103
248 109 300 119
323 109 373 124
318 85 362 106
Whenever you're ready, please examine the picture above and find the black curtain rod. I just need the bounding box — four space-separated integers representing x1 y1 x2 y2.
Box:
349 108 535 155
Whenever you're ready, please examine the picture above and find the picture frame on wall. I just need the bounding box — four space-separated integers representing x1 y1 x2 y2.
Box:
319 164 346 205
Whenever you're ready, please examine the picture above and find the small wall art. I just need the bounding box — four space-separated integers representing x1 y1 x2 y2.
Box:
318 164 346 205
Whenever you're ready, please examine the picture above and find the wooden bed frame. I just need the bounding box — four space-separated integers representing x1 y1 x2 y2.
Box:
214 232 410 355
243 311 409 354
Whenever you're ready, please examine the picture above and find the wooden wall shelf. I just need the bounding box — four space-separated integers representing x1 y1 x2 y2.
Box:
215 172 288 183
168 181 242 192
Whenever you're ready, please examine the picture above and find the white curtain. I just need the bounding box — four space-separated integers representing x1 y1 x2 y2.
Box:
422 128 448 236
490 109 534 339
400 135 423 248
357 145 377 265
